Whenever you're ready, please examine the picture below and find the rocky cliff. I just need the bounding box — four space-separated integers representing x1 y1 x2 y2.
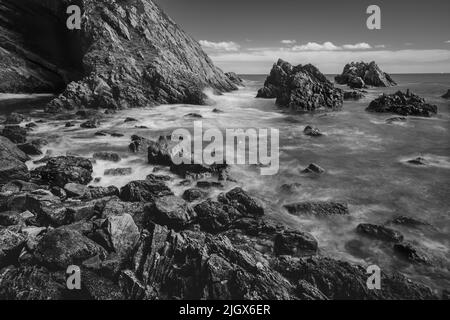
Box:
257 59 343 113
335 61 396 88
0 0 237 110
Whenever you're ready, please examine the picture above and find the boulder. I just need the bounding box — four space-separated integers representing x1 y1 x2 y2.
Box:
145 195 196 230
1 180 39 193
0 155 30 184
393 242 431 265
25 190 71 227
34 228 107 270
0 228 26 267
182 188 207 202
218 187 264 217
367 90 437 117
284 201 349 216
388 216 432 228
31 156 93 187
102 214 139 259
301 163 325 174
0 211 24 226
335 61 396 87
101 197 146 227
184 113 203 118
4 112 25 124
274 229 318 256
196 181 224 189
124 117 138 122
119 180 173 202
104 168 132 176
147 135 179 166
64 183 89 198
1 125 27 144
93 152 121 162
344 90 365 100
303 126 323 137
193 199 239 233
0 136 29 162
171 162 229 181
80 119 100 129
17 141 43 156
129 135 152 153
407 157 429 166
356 223 404 242
257 59 343 112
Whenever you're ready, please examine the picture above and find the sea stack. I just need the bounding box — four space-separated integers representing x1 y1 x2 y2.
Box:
257 59 344 113
335 61 397 88
367 90 438 117
0 0 237 112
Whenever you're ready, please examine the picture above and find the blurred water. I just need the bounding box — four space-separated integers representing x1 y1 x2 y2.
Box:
1 74 449 292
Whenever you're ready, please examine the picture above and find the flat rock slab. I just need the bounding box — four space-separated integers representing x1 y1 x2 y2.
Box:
284 201 349 216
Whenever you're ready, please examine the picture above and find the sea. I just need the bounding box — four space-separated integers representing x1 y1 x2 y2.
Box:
1 74 449 292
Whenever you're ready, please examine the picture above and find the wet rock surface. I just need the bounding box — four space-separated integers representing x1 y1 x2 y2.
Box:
367 90 438 117
335 61 396 88
0 137 30 184
284 201 349 216
257 59 343 113
31 156 93 187
356 223 404 242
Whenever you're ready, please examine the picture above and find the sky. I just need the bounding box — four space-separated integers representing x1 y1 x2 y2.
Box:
155 0 450 74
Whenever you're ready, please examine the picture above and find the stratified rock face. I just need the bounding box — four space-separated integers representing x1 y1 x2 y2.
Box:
335 61 397 88
367 90 438 117
257 59 343 113
225 72 244 86
0 0 236 110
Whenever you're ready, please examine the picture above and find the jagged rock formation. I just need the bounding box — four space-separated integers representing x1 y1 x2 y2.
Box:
0 0 236 111
367 90 438 117
257 59 343 113
225 72 244 86
335 61 396 88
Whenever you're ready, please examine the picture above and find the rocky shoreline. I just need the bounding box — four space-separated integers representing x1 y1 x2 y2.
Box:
0 110 445 300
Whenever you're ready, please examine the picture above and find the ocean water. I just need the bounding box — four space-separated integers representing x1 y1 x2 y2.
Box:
0 74 449 292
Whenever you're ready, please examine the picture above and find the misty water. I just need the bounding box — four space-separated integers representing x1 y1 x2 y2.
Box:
1 74 449 291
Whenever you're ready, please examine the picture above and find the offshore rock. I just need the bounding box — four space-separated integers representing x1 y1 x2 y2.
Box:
367 90 438 117
257 59 343 112
335 61 396 87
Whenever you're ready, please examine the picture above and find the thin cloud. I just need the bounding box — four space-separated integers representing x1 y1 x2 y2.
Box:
445 40 450 43
375 44 386 48
281 40 296 44
290 42 373 51
199 40 240 52
292 41 340 51
342 43 372 50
